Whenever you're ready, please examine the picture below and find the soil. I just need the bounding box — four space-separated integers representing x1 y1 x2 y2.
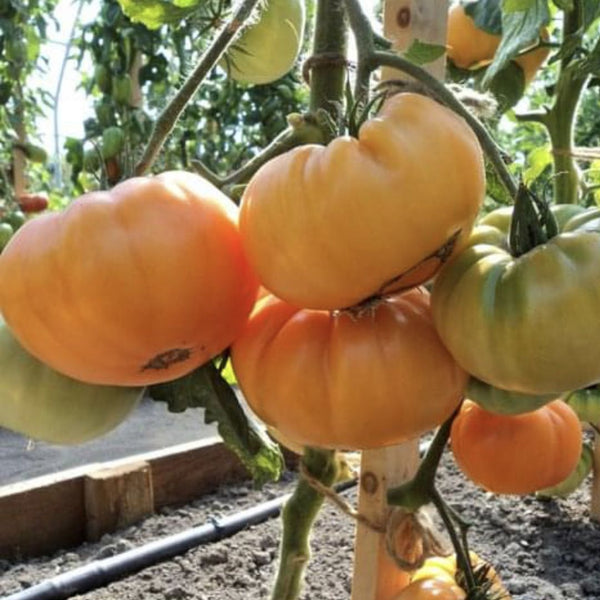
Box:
1 441 600 600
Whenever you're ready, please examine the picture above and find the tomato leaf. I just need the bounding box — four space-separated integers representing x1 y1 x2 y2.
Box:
482 0 550 88
401 39 446 65
462 0 503 35
150 362 284 487
116 0 203 29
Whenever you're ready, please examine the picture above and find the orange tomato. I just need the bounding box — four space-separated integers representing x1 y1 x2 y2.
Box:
447 4 549 84
450 400 582 494
231 288 467 450
240 93 484 310
0 171 259 386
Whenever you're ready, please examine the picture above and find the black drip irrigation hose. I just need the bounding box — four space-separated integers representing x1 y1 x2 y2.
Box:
5 478 358 600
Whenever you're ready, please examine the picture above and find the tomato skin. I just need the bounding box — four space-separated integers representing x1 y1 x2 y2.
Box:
221 0 305 85
536 443 593 498
466 377 556 416
564 386 600 423
432 219 600 395
240 93 485 310
446 4 549 84
450 400 582 495
0 317 141 445
393 552 508 600
392 578 465 600
231 289 467 450
0 171 260 386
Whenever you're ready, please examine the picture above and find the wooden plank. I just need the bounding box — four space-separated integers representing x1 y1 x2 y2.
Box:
352 3 448 599
151 439 249 509
85 461 154 542
0 437 248 559
0 477 85 560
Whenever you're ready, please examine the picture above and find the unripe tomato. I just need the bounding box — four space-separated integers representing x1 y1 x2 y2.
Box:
450 400 582 495
221 0 305 85
0 222 14 250
101 126 125 159
94 64 112 94
112 74 132 105
0 317 142 445
5 210 26 231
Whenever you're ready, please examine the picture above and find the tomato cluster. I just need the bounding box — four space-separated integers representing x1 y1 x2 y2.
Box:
0 193 48 251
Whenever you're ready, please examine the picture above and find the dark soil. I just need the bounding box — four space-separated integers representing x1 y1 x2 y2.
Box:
1 446 599 600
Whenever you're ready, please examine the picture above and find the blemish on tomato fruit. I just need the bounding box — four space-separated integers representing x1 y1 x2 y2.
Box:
397 7 411 28
142 348 192 371
361 471 379 495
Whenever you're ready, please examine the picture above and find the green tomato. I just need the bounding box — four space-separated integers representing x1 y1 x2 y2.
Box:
5 210 26 231
101 126 125 159
536 443 593 499
23 143 48 164
0 317 142 444
221 0 305 85
466 377 556 415
83 148 102 172
112 74 132 105
0 222 14 250
94 64 112 94
564 386 600 423
432 215 600 395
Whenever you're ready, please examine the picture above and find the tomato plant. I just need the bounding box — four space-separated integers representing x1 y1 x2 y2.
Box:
0 171 259 386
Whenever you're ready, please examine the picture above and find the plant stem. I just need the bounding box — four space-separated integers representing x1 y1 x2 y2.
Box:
343 0 374 102
308 0 348 117
270 448 338 600
134 0 262 176
387 409 456 509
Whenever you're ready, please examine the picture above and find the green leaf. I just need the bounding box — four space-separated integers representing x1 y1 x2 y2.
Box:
488 60 526 111
462 0 503 35
116 0 202 29
401 39 446 65
482 0 550 87
150 362 284 487
485 158 514 204
523 142 553 184
581 0 600 33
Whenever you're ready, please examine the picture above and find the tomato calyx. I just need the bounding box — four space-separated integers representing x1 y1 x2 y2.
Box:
508 182 559 257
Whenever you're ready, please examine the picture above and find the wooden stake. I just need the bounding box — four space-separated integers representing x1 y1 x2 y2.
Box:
351 3 448 599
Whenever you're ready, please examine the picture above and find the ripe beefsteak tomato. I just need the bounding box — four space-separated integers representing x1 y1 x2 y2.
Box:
0 171 259 386
231 288 467 450
240 93 485 310
450 400 582 495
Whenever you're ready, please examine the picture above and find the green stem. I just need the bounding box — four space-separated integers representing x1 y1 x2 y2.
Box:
270 448 338 600
387 408 457 509
343 0 374 102
545 65 588 204
134 0 262 176
430 488 476 591
308 0 348 118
